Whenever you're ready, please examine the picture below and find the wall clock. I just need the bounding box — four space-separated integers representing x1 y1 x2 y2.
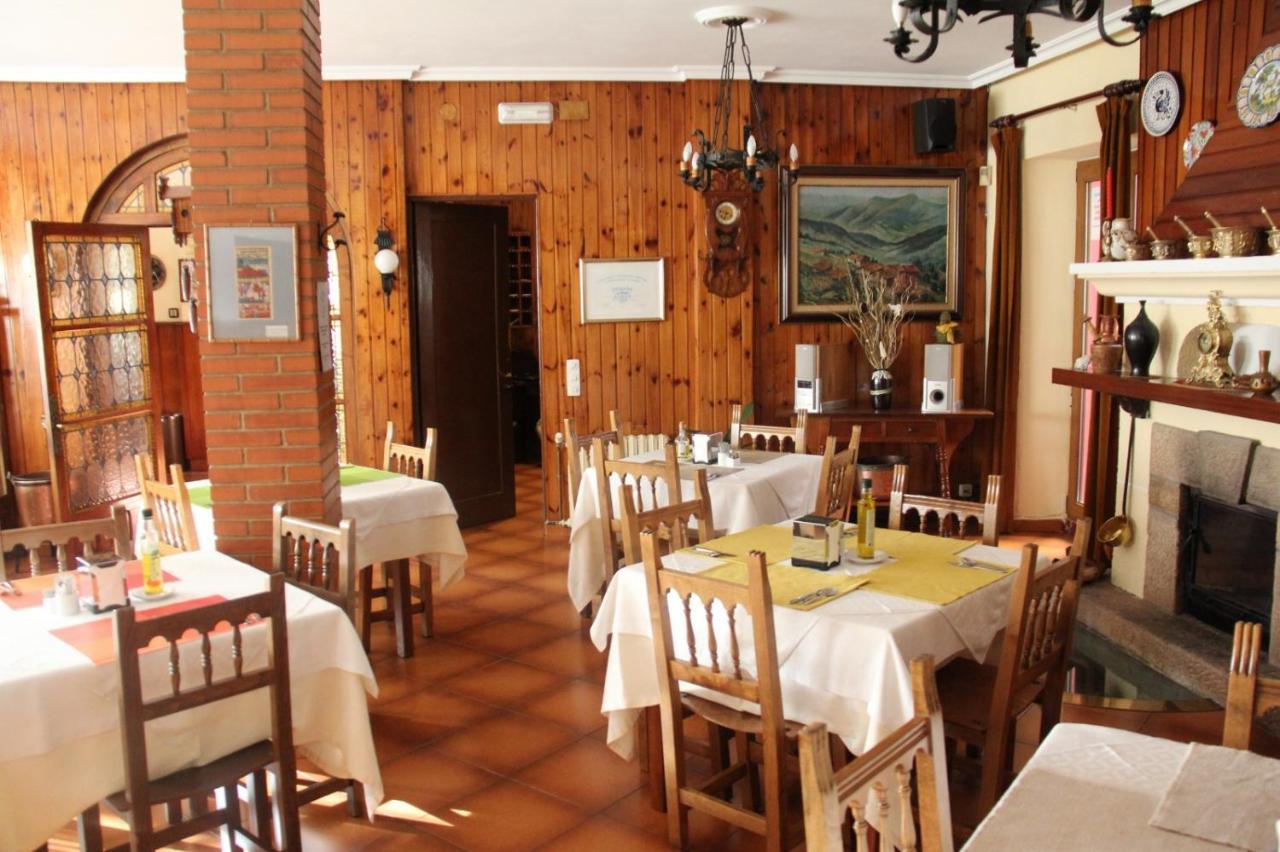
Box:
1237 44 1280 129
1141 71 1182 137
704 190 750 297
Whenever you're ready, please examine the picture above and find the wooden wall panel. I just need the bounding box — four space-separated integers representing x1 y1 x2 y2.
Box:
1138 0 1280 230
0 82 187 477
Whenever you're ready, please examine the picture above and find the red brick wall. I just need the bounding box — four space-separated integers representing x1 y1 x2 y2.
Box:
182 0 340 565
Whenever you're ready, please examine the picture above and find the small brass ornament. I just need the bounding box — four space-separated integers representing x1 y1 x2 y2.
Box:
1189 290 1234 387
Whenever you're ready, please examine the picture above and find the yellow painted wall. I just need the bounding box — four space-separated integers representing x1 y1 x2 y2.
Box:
986 41 1139 521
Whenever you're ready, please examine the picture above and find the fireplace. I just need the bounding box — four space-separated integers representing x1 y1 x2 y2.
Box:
1180 488 1276 643
1144 424 1280 663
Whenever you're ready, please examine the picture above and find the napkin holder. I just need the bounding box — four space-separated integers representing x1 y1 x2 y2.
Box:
792 514 841 569
692 432 722 464
77 555 128 613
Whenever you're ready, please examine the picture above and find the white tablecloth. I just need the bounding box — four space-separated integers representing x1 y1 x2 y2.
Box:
187 472 468 588
590 531 1036 760
965 724 1261 851
567 450 824 610
0 551 383 851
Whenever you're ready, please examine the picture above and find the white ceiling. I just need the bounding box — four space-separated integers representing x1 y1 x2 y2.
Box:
0 0 1198 89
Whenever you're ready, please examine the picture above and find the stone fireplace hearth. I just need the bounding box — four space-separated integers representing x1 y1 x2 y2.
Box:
1144 424 1280 662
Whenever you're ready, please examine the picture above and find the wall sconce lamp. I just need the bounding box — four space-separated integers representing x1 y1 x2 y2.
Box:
373 225 400 304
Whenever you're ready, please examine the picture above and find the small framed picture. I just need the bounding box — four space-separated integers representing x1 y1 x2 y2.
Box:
177 258 195 303
579 257 665 323
205 225 299 341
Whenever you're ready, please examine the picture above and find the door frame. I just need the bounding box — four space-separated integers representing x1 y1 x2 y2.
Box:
407 195 541 521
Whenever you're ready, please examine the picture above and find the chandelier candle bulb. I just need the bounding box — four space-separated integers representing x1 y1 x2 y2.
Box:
891 0 907 27
789 143 799 169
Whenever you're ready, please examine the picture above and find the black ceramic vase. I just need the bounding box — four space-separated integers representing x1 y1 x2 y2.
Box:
1124 300 1160 376
871 369 893 412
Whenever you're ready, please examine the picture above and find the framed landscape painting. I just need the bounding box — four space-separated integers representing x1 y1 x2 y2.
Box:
780 166 964 321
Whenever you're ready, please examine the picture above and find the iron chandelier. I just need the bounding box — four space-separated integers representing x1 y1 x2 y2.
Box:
886 0 1158 68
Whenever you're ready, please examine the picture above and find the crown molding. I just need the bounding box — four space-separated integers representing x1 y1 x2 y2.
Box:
0 65 185 83
325 64 418 81
968 0 1203 88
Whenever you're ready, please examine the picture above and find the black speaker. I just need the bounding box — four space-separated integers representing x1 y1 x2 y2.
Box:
912 98 956 154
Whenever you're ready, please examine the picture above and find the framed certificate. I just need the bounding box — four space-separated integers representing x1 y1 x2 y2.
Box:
579 257 665 323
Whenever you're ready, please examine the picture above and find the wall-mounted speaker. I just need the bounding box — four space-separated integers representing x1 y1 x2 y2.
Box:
912 98 956 155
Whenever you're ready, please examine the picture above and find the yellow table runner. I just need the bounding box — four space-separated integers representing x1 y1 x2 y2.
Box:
698 561 869 611
851 527 1007 606
693 525 793 563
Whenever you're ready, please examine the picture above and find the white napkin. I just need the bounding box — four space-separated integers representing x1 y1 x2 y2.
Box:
1149 742 1280 851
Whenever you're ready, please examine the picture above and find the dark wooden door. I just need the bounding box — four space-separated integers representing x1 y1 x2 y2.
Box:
411 202 515 527
29 222 162 520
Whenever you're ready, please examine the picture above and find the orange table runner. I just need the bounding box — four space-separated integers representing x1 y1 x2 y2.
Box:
1 562 178 611
48 595 227 665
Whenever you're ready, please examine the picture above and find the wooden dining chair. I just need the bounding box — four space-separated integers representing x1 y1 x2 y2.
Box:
0 504 133 577
78 573 301 852
1223 621 1280 752
642 529 801 852
798 656 955 852
561 417 623 515
595 438 683 566
731 403 808 454
934 525 1088 818
365 420 438 640
813 429 862 521
889 463 1002 546
610 408 669 456
269 503 364 819
134 454 200 554
617 471 714 565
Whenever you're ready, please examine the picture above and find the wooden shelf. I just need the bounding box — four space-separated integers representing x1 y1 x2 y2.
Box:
1051 368 1280 424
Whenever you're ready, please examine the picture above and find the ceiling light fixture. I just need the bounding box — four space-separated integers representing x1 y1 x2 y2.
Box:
886 0 1157 68
679 8 797 193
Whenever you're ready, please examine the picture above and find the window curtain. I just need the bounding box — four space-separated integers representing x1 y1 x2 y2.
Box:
1097 91 1133 220
985 122 1023 531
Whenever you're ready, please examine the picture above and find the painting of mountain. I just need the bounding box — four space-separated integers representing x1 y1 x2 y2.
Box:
782 172 961 320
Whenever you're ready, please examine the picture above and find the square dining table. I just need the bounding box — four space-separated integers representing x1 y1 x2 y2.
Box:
185 463 469 657
589 521 1045 808
566 449 824 611
0 550 383 851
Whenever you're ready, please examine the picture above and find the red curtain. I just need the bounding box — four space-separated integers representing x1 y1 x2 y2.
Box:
986 123 1023 531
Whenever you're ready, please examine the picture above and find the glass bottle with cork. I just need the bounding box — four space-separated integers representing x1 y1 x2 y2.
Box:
675 421 691 461
140 508 165 597
856 477 877 559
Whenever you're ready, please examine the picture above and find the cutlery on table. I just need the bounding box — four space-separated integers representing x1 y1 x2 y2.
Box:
692 546 729 558
0 580 20 596
953 556 1010 573
789 587 838 606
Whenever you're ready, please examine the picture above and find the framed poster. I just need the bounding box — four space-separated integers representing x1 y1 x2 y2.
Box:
780 166 964 321
579 257 666 323
205 225 299 340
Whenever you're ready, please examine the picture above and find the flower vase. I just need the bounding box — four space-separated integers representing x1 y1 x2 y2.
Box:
1123 300 1160 377
870 369 893 412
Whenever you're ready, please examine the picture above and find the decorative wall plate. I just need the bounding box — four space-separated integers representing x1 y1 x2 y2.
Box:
1237 44 1280 128
1182 120 1215 170
1141 71 1182 137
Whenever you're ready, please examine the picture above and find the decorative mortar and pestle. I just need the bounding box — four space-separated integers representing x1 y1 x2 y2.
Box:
1145 227 1181 259
1234 350 1278 398
1262 207 1280 256
1204 210 1260 257
1084 314 1123 373
1175 215 1215 258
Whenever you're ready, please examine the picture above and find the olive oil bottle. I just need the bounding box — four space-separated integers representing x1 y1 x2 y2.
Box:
856 477 876 559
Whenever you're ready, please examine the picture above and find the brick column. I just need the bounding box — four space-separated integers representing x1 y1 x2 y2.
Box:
182 0 340 565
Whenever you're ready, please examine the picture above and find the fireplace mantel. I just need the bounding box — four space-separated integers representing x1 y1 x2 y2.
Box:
1070 256 1280 304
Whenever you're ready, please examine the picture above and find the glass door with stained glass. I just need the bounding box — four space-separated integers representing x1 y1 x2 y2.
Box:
30 222 161 520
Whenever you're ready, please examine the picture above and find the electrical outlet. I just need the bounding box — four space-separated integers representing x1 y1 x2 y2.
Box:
565 359 581 397
957 483 974 499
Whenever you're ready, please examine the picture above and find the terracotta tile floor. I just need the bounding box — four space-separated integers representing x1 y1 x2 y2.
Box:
51 465 1259 851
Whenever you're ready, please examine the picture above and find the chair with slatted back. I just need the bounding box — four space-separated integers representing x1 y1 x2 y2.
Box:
595 439 684 569
934 523 1089 818
1223 621 1280 752
362 420 439 642
642 530 803 852
798 656 955 852
731 404 809 454
889 464 1002 546
617 470 714 565
77 573 301 852
562 417 623 516
610 408 669 456
134 454 199 554
1 504 133 578
270 503 364 818
814 429 861 522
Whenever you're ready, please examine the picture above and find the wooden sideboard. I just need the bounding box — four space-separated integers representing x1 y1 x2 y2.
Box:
801 409 993 498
